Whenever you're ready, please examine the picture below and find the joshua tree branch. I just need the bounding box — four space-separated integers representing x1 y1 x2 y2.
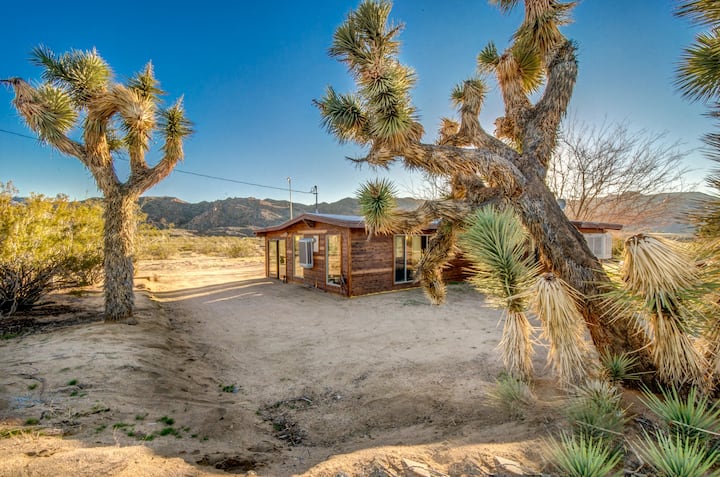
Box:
2 78 85 159
526 39 578 167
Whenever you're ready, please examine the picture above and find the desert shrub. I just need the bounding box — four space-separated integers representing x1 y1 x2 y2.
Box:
551 433 623 477
0 183 103 314
642 386 720 444
136 227 262 259
488 373 534 419
0 258 62 315
635 431 719 477
566 380 626 446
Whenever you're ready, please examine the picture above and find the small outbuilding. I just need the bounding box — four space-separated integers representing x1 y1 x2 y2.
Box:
255 213 621 297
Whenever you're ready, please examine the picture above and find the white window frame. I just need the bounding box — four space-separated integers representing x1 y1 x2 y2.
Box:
298 237 314 268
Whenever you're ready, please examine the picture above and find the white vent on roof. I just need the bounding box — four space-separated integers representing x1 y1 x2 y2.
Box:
583 233 613 260
299 238 314 268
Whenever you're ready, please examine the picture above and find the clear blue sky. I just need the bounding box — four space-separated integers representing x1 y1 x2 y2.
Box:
0 0 713 205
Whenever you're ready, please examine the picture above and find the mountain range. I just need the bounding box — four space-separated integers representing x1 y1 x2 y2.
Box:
138 192 715 237
138 196 425 236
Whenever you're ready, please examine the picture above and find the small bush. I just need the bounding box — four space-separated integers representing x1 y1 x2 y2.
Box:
566 380 626 446
635 431 719 477
0 184 104 315
551 433 622 477
600 352 643 385
0 258 62 315
488 374 534 419
642 386 720 444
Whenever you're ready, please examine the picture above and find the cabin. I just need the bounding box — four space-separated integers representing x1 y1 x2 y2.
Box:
255 213 621 297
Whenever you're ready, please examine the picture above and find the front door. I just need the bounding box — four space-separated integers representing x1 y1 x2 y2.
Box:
268 239 286 280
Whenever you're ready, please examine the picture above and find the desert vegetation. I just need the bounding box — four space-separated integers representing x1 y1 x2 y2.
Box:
135 227 262 260
0 182 103 315
3 48 191 321
2 0 720 475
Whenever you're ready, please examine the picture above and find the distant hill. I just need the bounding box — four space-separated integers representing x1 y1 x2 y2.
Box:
138 196 425 236
137 192 715 237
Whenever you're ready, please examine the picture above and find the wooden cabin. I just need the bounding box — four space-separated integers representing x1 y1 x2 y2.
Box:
254 213 468 297
255 213 621 297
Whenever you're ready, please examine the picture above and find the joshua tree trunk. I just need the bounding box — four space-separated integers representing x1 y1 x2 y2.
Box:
513 173 649 360
4 50 191 323
103 191 138 321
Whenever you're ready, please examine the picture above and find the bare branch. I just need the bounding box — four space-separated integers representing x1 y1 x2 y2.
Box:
548 119 690 227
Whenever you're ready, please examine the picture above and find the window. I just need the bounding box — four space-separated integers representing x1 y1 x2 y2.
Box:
394 235 429 283
583 233 613 260
326 234 342 286
298 238 314 268
294 235 305 277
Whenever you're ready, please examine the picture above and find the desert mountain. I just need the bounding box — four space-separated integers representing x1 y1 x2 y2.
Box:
137 196 425 236
138 192 714 237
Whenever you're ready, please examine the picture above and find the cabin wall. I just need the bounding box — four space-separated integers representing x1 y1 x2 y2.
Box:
262 222 351 296
262 223 470 297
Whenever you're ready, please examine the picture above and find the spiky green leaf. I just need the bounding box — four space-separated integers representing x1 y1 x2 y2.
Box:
357 178 398 235
477 41 500 74
29 84 78 142
31 46 111 105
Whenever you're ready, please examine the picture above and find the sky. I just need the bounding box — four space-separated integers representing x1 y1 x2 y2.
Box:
0 0 714 206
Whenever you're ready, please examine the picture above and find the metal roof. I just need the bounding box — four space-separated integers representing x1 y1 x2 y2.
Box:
254 213 366 234
255 213 623 235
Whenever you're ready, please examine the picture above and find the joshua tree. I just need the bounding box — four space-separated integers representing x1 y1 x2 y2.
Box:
676 0 720 237
2 47 191 321
316 0 650 362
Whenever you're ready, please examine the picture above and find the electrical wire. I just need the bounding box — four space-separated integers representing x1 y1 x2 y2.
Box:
0 127 314 194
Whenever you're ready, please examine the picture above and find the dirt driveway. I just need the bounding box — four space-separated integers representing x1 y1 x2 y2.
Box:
0 257 561 476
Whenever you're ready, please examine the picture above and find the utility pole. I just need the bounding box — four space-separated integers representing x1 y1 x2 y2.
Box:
287 177 293 219
311 185 318 213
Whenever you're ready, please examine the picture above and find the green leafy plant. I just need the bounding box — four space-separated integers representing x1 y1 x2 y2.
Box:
635 431 719 477
600 352 644 384
488 373 534 419
550 433 622 477
460 206 539 382
566 380 626 446
157 416 175 426
0 184 104 315
642 386 720 444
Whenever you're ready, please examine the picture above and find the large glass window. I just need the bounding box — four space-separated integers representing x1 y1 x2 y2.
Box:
326 234 342 286
293 235 304 278
394 235 429 283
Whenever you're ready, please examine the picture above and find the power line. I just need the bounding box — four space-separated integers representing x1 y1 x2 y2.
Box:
0 127 314 195
0 128 37 140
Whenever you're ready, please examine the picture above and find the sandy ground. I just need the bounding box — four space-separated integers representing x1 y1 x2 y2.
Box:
0 256 568 476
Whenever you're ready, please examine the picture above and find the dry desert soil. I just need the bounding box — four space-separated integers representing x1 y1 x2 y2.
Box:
0 256 579 476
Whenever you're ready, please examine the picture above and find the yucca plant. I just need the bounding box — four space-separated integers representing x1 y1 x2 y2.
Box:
642 386 720 444
550 432 623 477
635 431 720 477
460 206 540 381
488 373 535 419
566 380 626 446
622 234 708 388
531 272 592 386
600 352 645 385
